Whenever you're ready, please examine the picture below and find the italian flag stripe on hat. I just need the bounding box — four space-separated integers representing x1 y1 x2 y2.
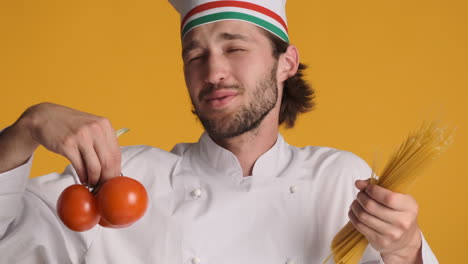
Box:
169 0 289 43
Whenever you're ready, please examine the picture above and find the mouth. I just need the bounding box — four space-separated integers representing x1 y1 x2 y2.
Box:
203 90 239 109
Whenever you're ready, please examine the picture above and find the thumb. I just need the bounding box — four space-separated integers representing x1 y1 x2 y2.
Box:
355 179 370 191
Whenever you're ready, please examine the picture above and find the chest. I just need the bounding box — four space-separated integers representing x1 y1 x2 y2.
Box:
86 178 340 264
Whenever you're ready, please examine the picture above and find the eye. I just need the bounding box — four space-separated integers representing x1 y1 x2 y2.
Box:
227 48 245 53
189 55 202 62
185 53 205 64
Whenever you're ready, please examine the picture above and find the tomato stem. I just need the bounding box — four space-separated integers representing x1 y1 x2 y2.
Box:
115 128 130 138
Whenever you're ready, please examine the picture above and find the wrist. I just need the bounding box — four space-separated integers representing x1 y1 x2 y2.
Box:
381 232 423 264
0 115 39 173
15 112 40 148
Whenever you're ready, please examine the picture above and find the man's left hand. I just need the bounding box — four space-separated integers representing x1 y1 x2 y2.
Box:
349 179 423 264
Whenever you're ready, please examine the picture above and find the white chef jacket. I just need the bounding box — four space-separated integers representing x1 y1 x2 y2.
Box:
0 133 438 264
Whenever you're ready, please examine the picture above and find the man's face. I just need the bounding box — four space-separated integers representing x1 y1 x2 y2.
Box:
182 21 280 139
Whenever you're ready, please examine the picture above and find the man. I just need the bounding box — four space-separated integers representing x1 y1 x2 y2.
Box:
0 0 438 263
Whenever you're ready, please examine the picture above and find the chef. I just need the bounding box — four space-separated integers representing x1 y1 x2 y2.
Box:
0 0 438 263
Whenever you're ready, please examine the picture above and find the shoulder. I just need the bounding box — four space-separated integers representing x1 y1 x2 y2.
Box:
169 142 196 156
121 145 180 165
119 145 181 185
291 144 372 182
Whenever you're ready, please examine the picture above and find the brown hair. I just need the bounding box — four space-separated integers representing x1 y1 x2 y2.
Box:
261 29 315 128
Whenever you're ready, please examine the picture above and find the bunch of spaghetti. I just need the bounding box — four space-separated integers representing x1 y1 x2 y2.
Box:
324 121 453 264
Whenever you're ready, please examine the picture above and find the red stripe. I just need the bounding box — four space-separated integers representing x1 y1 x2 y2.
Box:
181 1 288 33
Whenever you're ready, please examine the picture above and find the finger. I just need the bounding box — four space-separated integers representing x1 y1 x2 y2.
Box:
99 118 121 181
62 146 87 184
356 190 402 224
348 208 383 242
78 142 102 187
348 209 398 253
365 184 414 211
93 131 121 184
355 179 370 191
64 148 88 184
350 199 397 236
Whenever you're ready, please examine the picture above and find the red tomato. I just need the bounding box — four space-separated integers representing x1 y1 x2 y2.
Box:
98 216 131 228
96 176 148 227
57 184 100 232
98 217 114 228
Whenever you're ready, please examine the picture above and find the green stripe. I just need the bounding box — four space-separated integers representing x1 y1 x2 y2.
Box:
182 12 289 43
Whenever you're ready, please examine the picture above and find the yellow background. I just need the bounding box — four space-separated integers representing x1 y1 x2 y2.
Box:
1 0 466 262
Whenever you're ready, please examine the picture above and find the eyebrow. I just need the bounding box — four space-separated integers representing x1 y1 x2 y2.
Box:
182 32 250 57
218 32 249 41
182 40 201 57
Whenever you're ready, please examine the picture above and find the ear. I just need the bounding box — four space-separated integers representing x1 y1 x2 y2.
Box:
278 45 299 83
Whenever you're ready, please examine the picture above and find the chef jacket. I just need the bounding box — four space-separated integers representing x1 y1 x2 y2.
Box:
0 133 438 263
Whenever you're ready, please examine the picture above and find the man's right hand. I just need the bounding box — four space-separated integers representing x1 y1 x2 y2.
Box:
0 102 121 186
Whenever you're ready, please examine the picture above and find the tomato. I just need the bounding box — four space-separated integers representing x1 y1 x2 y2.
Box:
57 176 148 232
98 216 131 228
96 176 148 227
98 216 114 228
57 184 100 232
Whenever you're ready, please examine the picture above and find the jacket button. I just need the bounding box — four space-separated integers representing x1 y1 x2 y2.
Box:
191 257 201 264
289 185 298 193
191 188 202 198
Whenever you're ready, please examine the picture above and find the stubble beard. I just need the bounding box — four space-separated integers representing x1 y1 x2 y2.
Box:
193 64 278 139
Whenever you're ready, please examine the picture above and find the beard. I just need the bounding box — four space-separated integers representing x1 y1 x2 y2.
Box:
192 64 278 139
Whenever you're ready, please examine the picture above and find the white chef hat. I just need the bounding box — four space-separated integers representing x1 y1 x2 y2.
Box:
169 0 289 43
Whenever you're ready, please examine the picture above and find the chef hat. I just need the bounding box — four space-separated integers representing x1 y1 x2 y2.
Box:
169 0 289 43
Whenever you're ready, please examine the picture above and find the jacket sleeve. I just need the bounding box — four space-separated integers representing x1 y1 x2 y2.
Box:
360 232 439 263
420 232 440 263
0 158 99 264
0 156 32 237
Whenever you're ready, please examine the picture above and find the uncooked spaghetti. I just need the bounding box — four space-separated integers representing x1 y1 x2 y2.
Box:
324 121 453 264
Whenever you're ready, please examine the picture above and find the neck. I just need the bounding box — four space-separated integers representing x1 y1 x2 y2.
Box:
211 113 279 177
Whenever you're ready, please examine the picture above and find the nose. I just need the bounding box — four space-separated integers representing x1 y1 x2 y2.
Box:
204 52 228 85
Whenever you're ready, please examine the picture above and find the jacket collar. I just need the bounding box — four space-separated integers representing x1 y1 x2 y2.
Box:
193 132 291 183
